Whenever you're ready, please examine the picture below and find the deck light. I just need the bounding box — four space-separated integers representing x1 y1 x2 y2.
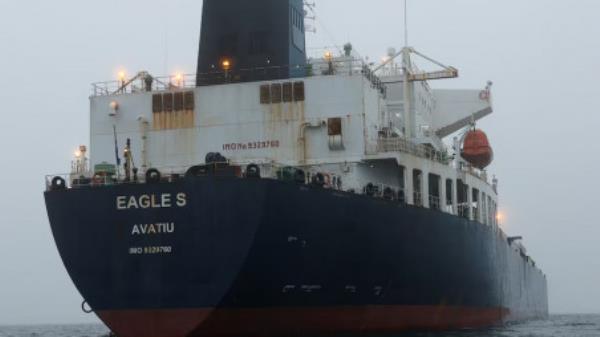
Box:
109 101 119 116
222 59 231 70
496 211 504 223
118 71 126 82
173 73 184 86
324 51 333 61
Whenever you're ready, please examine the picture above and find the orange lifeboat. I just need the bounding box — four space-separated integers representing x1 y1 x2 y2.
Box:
461 129 494 169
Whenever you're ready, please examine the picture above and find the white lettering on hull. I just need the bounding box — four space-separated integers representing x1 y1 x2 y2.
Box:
129 246 173 255
116 193 187 210
131 222 175 236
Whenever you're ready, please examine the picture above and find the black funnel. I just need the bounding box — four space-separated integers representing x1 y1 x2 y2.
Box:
196 0 307 86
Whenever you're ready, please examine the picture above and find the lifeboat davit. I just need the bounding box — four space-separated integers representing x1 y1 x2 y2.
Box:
461 129 494 169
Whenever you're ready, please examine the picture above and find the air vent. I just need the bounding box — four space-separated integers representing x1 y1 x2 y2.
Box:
174 92 184 111
152 94 163 113
328 118 342 136
271 83 282 103
293 81 305 101
184 91 195 110
260 85 271 104
152 91 195 130
282 83 292 102
163 93 174 112
260 81 305 104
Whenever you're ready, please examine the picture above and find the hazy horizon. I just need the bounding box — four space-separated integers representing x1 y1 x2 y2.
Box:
1 0 599 325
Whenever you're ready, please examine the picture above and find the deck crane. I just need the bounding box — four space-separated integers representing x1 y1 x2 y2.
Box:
372 47 459 82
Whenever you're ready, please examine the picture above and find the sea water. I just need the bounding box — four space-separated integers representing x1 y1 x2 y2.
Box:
0 315 598 337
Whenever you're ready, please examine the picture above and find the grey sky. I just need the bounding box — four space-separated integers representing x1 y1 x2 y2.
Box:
0 0 598 325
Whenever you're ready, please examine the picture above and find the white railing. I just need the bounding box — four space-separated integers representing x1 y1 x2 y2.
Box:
377 137 449 165
91 59 373 97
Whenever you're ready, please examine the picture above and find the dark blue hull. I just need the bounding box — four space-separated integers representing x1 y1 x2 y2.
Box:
44 177 548 337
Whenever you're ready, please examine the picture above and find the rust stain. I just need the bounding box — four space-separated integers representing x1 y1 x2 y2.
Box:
153 109 195 131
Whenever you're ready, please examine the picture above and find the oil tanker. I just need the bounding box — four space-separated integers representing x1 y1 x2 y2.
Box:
44 1 548 336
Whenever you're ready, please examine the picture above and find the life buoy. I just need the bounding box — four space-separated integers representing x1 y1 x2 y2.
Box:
51 176 66 190
146 168 161 183
246 164 261 178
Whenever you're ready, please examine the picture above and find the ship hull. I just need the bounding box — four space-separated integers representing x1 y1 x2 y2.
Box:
45 177 548 337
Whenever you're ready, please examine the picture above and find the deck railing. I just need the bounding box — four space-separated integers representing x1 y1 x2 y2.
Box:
91 58 374 97
376 137 450 165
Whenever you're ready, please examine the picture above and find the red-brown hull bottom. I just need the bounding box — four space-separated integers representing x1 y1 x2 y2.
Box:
97 306 509 337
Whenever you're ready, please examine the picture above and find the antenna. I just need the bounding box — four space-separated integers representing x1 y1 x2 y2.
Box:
404 0 409 47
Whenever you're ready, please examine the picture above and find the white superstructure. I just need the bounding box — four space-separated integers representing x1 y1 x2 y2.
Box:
84 47 499 226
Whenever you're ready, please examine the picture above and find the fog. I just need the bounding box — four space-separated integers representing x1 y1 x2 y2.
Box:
0 0 598 325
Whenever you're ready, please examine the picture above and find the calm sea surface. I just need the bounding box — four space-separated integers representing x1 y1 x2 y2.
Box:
0 315 599 337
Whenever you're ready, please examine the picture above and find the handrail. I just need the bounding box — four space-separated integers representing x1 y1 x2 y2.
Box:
376 137 450 165
91 59 370 97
